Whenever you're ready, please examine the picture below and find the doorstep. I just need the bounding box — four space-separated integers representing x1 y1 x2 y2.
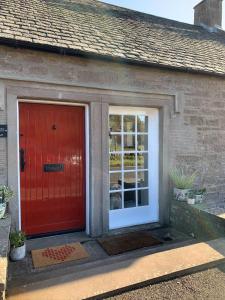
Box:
7 236 225 300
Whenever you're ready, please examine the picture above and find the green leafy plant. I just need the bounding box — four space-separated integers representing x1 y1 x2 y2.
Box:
169 168 197 189
0 185 13 204
10 231 26 248
195 188 206 195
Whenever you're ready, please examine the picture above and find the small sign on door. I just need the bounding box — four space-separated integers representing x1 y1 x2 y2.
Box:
0 125 7 137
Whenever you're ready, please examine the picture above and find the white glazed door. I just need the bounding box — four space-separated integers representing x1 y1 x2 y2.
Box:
109 107 159 229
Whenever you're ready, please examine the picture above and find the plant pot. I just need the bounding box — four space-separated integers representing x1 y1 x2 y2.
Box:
10 244 26 261
174 188 190 201
187 198 195 205
0 202 6 219
195 194 204 204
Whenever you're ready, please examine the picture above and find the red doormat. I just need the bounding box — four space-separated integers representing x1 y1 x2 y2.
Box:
31 242 89 268
98 231 162 255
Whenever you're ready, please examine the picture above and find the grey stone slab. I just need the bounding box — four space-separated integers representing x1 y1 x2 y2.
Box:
7 228 191 289
7 238 225 300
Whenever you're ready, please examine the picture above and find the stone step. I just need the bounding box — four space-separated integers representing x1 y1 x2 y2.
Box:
7 238 225 300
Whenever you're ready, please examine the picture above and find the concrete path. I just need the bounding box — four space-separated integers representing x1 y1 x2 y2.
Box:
7 238 225 300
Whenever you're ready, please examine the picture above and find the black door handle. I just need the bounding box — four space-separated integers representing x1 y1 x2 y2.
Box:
20 148 26 172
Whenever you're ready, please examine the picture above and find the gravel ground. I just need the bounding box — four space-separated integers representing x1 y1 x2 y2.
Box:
106 263 225 300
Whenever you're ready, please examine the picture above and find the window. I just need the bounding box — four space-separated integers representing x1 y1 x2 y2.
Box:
109 113 149 210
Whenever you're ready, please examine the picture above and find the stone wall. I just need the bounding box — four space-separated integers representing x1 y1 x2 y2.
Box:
170 200 225 240
0 215 11 300
0 45 225 227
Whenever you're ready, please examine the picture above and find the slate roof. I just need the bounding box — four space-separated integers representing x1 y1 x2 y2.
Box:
0 0 225 76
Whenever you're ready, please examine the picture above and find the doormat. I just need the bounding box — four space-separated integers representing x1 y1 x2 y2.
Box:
98 231 162 256
31 242 89 268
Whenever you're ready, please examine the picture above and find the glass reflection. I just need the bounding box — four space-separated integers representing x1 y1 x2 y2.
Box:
137 153 148 169
124 172 136 189
124 153 136 170
109 115 121 132
137 135 148 151
138 189 149 206
110 173 122 191
124 135 135 152
124 190 136 208
110 135 122 152
110 192 122 210
124 115 135 132
137 115 148 132
138 171 148 188
110 154 122 171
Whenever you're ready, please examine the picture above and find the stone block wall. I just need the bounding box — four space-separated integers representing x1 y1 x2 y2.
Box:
0 216 11 300
0 44 225 214
170 200 225 240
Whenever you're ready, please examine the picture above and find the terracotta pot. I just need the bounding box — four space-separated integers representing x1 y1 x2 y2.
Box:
174 188 190 201
10 244 26 261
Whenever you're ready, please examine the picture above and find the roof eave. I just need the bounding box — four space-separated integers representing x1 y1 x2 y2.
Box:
0 37 224 79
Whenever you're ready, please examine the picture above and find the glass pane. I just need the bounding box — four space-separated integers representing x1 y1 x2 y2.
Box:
124 190 136 208
137 115 148 132
110 192 122 210
110 135 122 152
138 171 148 188
124 153 136 170
110 154 121 171
124 172 136 189
137 153 148 169
124 115 135 132
137 135 148 151
110 173 122 191
109 115 121 132
138 189 149 206
124 134 135 152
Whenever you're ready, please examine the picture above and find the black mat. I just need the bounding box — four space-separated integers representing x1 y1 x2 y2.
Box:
98 231 162 255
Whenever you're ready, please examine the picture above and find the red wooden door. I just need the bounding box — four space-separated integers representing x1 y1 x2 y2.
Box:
19 103 86 235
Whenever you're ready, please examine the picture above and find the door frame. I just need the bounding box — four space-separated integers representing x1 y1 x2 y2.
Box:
17 99 90 235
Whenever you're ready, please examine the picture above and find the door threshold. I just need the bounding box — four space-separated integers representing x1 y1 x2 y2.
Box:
27 228 86 240
106 222 162 237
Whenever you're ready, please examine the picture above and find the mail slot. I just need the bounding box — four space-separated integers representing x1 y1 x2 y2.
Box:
43 164 64 172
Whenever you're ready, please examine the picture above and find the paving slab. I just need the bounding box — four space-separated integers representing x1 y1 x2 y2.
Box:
7 238 225 300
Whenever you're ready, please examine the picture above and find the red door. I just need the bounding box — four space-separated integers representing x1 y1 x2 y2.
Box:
19 103 86 235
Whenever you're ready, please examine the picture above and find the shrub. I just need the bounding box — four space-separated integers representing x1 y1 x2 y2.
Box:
169 168 197 189
10 231 26 248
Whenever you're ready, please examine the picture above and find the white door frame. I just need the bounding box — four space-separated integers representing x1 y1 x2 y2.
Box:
109 106 159 229
17 99 90 235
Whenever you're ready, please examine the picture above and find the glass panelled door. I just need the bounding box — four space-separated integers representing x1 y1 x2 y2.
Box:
109 107 159 229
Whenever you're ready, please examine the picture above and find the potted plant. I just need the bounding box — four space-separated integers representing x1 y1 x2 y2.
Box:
169 168 197 201
0 185 13 219
195 188 206 204
9 230 26 261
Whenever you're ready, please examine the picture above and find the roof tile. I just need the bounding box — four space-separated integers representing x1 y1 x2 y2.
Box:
0 0 224 75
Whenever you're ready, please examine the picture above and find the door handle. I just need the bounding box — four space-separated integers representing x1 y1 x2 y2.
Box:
20 148 26 172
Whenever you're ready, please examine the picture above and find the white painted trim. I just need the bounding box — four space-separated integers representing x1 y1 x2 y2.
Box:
17 99 90 235
16 101 22 229
85 105 90 235
109 106 159 229
19 99 87 107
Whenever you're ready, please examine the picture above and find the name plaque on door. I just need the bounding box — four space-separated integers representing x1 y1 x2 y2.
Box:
0 125 7 137
43 164 64 172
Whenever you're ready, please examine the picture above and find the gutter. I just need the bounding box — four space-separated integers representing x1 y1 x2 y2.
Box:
0 37 225 79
